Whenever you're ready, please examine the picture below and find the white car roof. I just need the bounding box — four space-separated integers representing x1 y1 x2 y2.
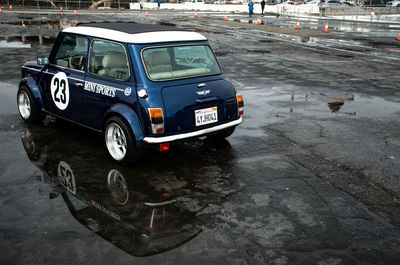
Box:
62 22 207 44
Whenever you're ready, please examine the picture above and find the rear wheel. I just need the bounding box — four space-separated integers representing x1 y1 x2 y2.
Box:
104 116 137 165
17 86 43 123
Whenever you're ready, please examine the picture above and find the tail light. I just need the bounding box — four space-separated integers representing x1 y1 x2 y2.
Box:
236 93 244 116
148 108 164 134
159 143 170 152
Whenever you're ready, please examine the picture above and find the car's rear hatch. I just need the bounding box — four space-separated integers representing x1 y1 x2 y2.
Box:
161 78 238 134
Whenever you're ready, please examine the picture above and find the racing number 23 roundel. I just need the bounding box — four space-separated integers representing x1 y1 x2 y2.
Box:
51 72 70 110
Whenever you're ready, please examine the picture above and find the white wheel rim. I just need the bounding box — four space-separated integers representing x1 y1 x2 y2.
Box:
105 123 127 161
107 169 129 205
18 91 31 120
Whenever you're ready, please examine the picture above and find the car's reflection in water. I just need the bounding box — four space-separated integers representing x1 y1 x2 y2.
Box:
19 122 234 257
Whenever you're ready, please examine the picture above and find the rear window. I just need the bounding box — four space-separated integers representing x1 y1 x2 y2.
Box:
141 45 221 81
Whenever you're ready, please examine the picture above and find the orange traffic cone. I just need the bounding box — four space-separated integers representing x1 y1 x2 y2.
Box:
145 10 149 17
257 17 261 25
295 20 300 30
281 7 283 13
224 16 227 21
194 12 198 18
323 22 329 33
9 5 12 11
74 9 77 16
0 8 2 14
60 6 63 16
397 33 400 41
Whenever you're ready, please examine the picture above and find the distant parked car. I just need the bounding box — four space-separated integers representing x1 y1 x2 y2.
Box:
291 0 305 4
307 0 321 5
319 0 343 7
184 0 204 4
362 0 388 7
266 0 278 5
387 0 400 6
279 1 296 5
342 1 354 6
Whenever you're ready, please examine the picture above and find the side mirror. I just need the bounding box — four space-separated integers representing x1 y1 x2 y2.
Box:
37 57 49 65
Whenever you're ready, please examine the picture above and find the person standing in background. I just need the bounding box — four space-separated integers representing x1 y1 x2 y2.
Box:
261 0 265 16
248 0 254 17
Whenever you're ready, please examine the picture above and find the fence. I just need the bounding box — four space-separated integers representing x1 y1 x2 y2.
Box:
0 0 139 9
1 0 400 21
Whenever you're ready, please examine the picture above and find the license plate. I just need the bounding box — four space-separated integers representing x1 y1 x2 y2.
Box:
195 107 218 126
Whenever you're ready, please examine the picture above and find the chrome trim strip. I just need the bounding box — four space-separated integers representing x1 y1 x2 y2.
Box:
142 117 243 144
144 200 177 207
22 66 42 72
48 63 86 73
68 76 84 82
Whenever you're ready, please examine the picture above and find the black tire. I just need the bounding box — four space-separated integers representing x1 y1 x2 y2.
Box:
21 129 42 161
17 86 44 123
208 127 236 141
104 116 138 165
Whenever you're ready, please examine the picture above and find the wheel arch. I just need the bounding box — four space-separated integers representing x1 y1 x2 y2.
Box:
103 104 145 149
19 77 44 111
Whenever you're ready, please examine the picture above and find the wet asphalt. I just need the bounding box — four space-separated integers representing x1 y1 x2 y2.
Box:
1 8 400 265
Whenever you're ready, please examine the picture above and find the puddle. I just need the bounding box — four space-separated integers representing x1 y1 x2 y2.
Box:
0 81 18 115
304 92 356 115
294 35 378 53
17 124 204 257
336 54 355 58
259 39 274 43
0 40 31 48
240 83 400 128
214 51 230 56
2 20 62 29
282 91 399 118
335 24 372 33
192 27 226 35
0 36 56 46
156 20 177 27
246 49 271 54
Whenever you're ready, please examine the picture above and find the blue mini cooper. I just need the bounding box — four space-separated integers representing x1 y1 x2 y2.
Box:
17 22 244 164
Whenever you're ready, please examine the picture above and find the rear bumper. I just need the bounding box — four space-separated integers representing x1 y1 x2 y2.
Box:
142 116 243 144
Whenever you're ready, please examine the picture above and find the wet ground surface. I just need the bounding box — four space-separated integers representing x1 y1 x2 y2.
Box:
1 8 400 265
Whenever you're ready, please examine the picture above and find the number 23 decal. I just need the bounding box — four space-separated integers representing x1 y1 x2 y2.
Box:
51 72 70 110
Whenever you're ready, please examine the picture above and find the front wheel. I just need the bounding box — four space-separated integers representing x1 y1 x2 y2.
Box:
17 86 44 123
104 116 138 165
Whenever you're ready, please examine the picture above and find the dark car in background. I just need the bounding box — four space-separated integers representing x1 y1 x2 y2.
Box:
319 0 343 7
363 0 389 6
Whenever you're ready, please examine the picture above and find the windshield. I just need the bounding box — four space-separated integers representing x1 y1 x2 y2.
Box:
141 45 221 81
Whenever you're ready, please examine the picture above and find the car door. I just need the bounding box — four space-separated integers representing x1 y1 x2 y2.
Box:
41 33 88 123
84 39 133 130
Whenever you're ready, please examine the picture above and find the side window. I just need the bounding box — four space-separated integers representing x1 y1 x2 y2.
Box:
52 35 88 71
89 40 130 81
